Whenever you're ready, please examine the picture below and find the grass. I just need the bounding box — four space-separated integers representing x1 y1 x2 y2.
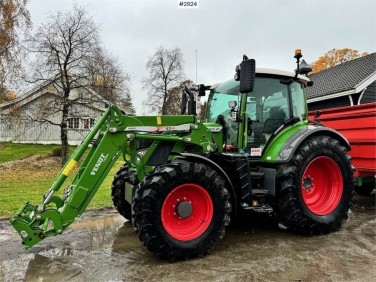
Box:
0 142 75 163
0 142 123 218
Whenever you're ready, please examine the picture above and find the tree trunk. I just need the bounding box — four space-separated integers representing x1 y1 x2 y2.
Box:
61 101 69 166
161 82 168 115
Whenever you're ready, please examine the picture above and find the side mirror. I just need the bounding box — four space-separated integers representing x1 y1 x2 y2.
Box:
314 110 321 120
235 57 256 94
197 84 208 97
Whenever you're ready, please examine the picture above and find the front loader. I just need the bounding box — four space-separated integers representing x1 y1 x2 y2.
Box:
11 50 354 261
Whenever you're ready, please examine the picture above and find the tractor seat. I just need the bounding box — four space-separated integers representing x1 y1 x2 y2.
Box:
262 107 286 134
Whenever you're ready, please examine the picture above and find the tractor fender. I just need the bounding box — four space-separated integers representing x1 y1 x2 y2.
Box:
174 153 238 215
276 125 351 163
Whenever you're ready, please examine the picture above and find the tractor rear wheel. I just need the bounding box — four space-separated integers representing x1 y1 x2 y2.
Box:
111 164 139 221
132 160 232 261
276 136 353 234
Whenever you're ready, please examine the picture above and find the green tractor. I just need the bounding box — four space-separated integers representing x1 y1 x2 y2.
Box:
11 50 354 261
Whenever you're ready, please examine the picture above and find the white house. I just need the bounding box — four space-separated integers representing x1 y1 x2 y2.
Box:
0 81 108 145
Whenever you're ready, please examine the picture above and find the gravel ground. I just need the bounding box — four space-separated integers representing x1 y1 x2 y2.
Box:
0 195 375 282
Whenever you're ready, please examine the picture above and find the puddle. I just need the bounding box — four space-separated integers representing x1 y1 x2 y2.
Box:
0 196 375 281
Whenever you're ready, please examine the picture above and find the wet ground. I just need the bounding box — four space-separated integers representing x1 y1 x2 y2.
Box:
0 195 375 282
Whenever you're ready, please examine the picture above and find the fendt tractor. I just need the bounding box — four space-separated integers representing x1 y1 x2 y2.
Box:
11 50 354 261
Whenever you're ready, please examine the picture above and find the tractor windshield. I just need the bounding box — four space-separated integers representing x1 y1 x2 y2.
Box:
207 76 306 151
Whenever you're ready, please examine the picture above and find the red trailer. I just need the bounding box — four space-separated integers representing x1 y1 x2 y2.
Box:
309 103 376 194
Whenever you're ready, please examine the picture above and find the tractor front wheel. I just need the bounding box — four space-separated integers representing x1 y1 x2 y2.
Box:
111 164 139 221
132 160 232 261
276 136 353 234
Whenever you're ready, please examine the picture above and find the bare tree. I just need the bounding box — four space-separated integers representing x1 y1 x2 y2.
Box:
164 79 193 115
118 92 136 115
199 100 207 120
143 46 184 114
25 5 102 164
87 48 135 115
0 0 31 92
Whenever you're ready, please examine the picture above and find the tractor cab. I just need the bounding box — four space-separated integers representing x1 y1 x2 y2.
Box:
206 70 310 155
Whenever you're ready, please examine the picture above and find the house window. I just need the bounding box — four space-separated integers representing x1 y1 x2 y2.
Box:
68 118 79 129
80 118 96 129
82 119 90 129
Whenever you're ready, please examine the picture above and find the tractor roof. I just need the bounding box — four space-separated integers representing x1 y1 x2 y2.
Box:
211 68 310 90
256 68 310 83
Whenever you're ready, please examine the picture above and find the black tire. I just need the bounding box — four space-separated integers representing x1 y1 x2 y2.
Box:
111 164 139 220
132 159 232 261
276 136 353 235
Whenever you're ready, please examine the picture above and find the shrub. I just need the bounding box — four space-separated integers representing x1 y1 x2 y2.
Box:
51 147 63 157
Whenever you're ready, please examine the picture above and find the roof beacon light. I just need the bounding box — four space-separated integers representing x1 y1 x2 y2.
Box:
293 49 313 81
294 49 302 59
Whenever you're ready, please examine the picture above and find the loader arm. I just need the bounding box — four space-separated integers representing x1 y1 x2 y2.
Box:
10 105 221 249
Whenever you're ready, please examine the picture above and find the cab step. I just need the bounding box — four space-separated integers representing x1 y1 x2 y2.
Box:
241 203 273 213
250 171 264 180
251 188 269 195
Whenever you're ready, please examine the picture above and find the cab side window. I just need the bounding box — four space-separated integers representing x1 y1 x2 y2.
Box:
291 82 307 121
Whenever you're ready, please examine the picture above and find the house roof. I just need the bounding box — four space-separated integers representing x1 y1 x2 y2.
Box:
0 80 109 113
307 52 376 100
0 79 51 108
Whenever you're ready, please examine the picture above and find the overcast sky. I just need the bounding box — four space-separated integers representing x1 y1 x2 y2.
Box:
27 0 376 114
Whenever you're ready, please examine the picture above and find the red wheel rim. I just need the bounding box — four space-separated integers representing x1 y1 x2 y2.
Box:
161 183 213 241
301 156 343 215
